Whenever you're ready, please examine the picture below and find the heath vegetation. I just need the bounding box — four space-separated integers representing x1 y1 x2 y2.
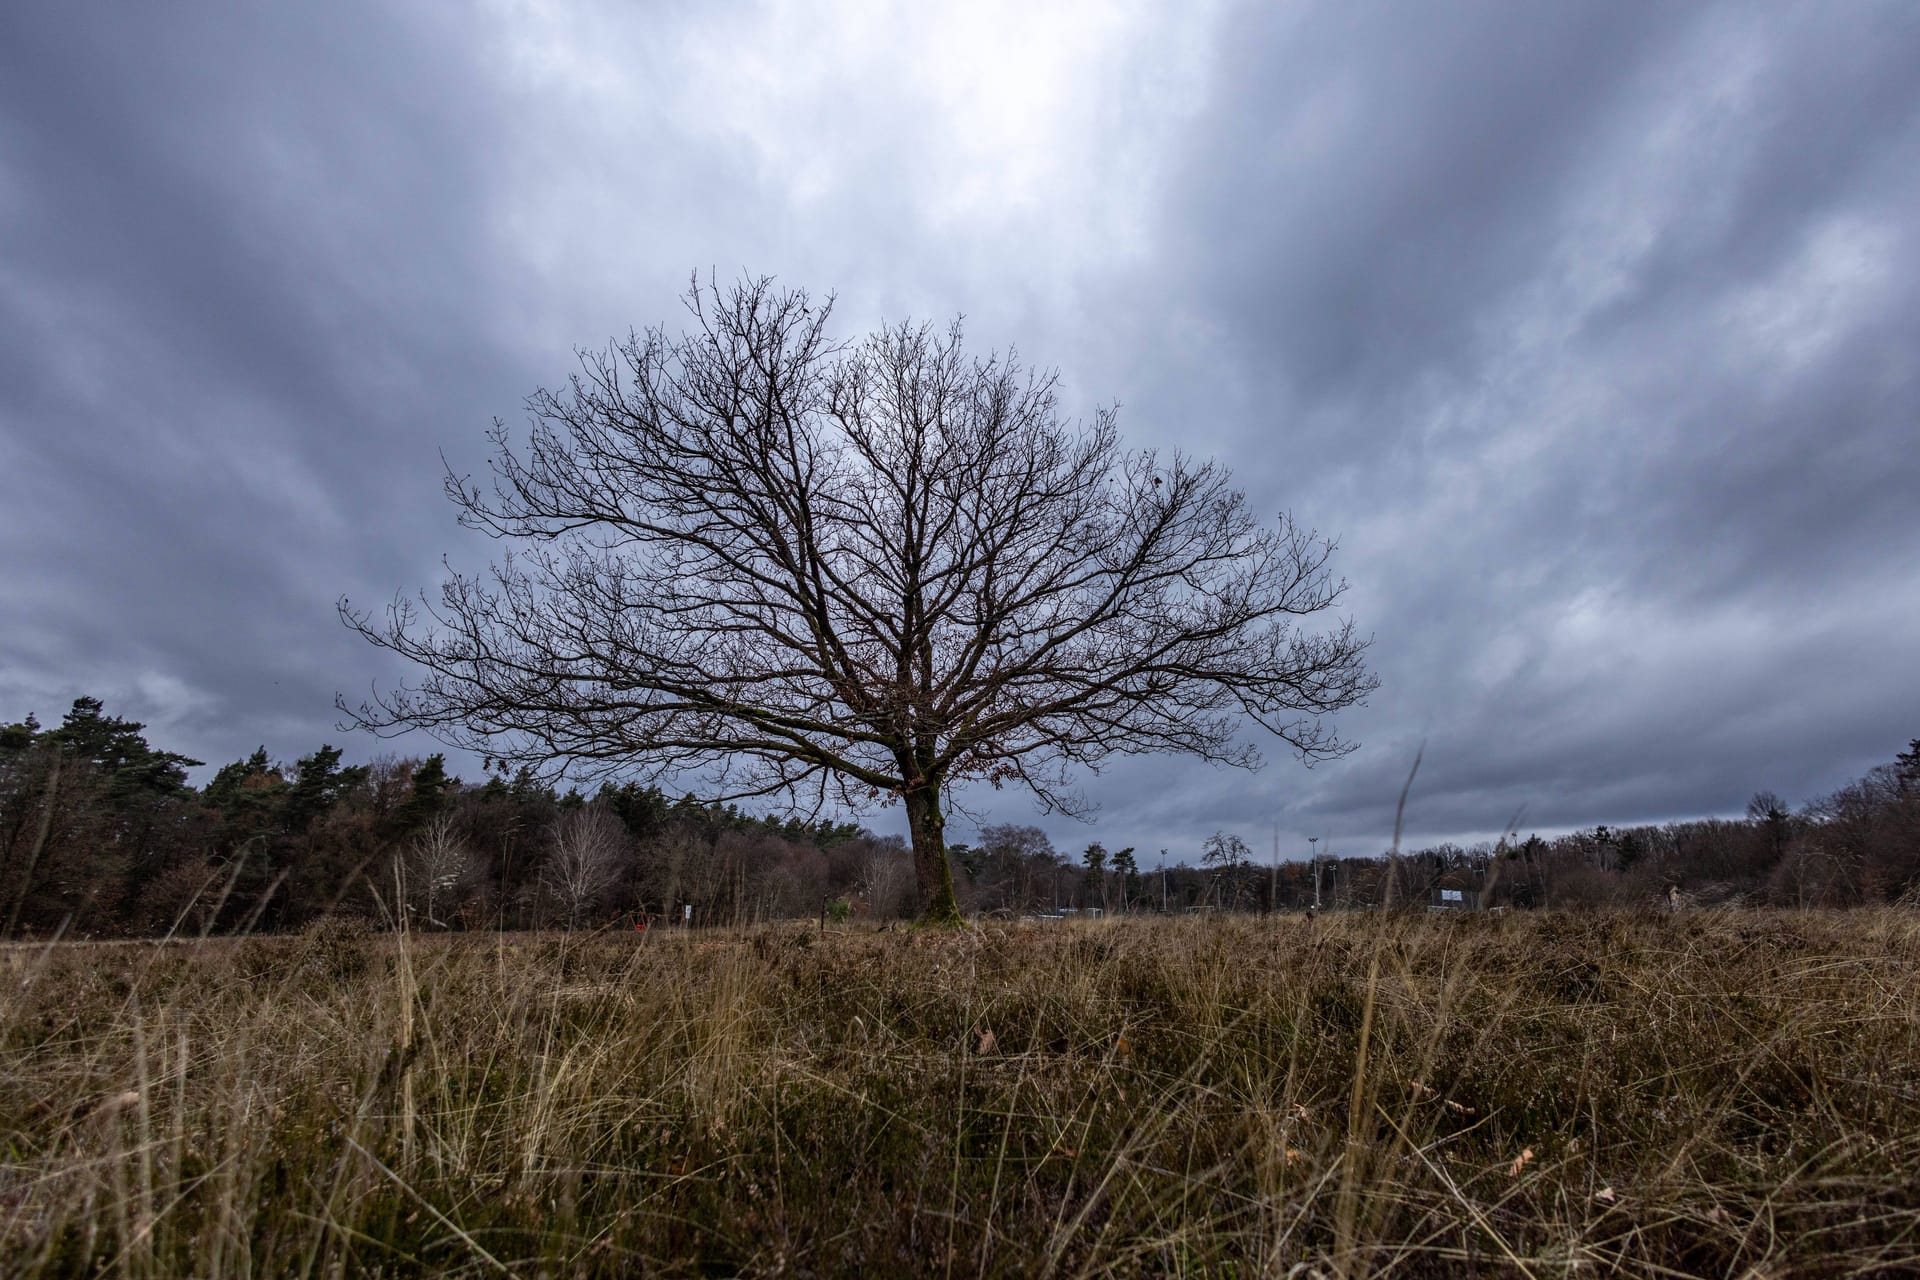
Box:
4 909 1918 1277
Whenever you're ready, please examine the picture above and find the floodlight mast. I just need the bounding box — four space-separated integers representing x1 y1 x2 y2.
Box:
1310 835 1321 908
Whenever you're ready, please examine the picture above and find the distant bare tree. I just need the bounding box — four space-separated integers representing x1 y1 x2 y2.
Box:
1202 831 1253 909
405 812 471 929
972 824 1056 915
636 824 705 923
539 804 627 929
343 275 1376 922
856 837 916 920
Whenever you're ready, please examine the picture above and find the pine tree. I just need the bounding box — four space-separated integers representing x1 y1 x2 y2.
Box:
54 697 201 795
389 754 454 836
1895 739 1920 798
0 713 40 753
283 745 368 834
1081 843 1109 910
1111 846 1139 912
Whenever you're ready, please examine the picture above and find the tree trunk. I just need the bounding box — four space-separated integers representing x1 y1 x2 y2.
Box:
903 781 960 925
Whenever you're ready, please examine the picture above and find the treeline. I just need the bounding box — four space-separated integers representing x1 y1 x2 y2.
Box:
0 697 890 938
1426 741 1920 910
4 699 1917 936
1130 741 1920 914
943 743 1920 916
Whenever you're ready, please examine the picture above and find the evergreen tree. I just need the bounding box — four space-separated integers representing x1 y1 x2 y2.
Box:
0 713 40 753
603 781 671 841
203 747 287 832
1112 846 1139 910
389 753 454 836
54 697 201 795
1895 739 1920 798
1081 842 1108 909
283 745 368 834
948 842 981 884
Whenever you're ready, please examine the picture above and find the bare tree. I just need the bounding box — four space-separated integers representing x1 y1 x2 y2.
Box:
342 275 1376 922
855 837 916 920
539 803 627 929
635 823 705 924
1202 831 1252 909
973 823 1056 915
405 811 471 929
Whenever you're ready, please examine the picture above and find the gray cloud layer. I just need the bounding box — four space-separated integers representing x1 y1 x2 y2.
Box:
4 2 1916 862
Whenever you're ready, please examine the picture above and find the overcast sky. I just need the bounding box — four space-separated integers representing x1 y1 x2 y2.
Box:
4 2 1917 863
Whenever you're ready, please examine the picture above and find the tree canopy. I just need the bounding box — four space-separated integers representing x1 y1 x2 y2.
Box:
343 275 1377 919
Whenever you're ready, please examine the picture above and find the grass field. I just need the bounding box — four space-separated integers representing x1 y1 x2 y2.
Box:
3 910 1918 1277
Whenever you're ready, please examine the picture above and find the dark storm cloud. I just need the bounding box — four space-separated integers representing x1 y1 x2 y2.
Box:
0 0 932 770
1184 5 1686 414
2 2 1915 860
1082 0 1920 856
0 4 530 761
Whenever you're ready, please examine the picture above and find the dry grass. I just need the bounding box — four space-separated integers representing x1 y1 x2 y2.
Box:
3 910 1918 1277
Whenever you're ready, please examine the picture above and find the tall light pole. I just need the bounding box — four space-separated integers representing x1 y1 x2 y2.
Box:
1310 836 1321 909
